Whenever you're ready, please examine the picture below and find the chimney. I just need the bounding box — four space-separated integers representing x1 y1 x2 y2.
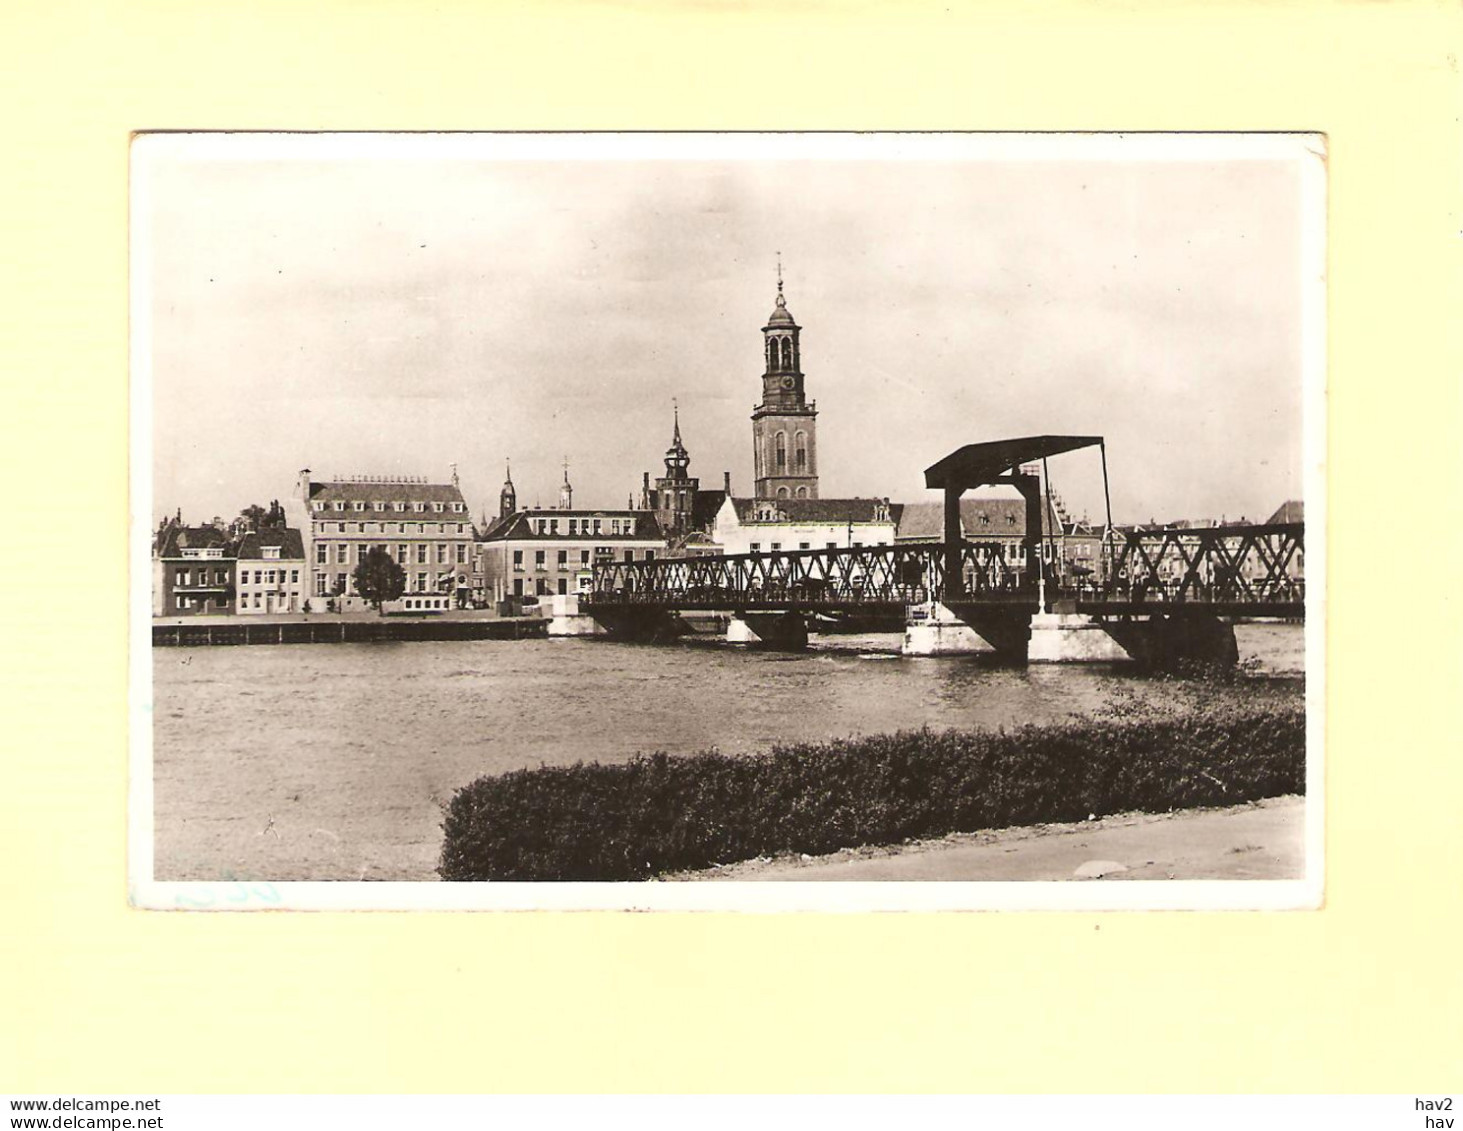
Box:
724 471 732 494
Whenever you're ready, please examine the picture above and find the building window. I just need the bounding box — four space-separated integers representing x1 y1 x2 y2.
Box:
456 544 466 564
827 542 837 549
624 550 634 563
795 487 808 499
316 575 328 597
290 569 299 583
416 545 428 564
557 550 568 567
513 550 524 570
593 519 602 535
799 543 810 550
513 579 523 596
558 578 568 595
436 544 447 564
775 431 787 469
771 543 782 551
776 486 789 499
645 550 655 561
535 550 546 569
750 543 761 552
263 546 281 560
580 550 590 566
795 432 807 471
335 572 347 594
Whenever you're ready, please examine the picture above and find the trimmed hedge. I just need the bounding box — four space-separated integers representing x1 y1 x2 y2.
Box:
439 702 1305 881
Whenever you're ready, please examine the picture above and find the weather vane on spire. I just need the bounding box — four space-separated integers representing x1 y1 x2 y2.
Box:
776 251 783 295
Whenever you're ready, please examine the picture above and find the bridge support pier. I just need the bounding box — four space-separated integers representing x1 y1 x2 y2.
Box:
1099 615 1239 672
546 594 607 638
727 611 809 651
902 602 999 657
1028 613 1134 663
585 607 689 644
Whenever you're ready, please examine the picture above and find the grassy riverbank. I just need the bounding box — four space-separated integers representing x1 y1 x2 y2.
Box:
439 691 1305 882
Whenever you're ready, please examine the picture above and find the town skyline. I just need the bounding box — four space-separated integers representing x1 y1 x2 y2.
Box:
141 135 1313 530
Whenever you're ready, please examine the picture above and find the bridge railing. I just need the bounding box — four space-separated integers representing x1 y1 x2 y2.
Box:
588 542 1041 607
585 522 1304 611
1105 522 1304 607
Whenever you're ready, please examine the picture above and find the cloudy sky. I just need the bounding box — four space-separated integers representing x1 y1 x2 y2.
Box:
141 134 1316 528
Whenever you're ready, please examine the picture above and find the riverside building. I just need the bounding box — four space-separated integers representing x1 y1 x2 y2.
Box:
711 496 897 557
291 469 475 612
234 528 308 614
477 506 666 604
151 519 236 617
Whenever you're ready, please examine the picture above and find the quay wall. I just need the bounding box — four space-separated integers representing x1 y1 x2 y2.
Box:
153 617 546 648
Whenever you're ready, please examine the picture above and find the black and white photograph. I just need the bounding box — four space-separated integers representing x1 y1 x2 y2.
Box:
130 132 1323 910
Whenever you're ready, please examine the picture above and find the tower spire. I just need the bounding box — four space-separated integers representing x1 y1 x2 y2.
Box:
672 397 682 446
776 251 783 296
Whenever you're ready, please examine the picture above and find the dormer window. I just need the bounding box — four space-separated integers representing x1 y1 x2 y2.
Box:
263 547 281 560
433 502 444 513
333 501 345 511
413 502 426 512
312 502 324 512
353 501 365 512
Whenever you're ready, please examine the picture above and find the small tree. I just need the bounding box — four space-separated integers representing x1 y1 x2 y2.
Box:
352 547 406 614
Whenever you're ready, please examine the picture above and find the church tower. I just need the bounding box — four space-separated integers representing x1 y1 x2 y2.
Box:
499 462 516 520
751 263 819 499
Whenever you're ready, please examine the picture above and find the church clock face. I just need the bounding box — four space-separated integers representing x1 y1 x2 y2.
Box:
780 376 796 390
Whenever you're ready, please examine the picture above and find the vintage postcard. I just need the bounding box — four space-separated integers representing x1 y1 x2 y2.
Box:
130 132 1324 910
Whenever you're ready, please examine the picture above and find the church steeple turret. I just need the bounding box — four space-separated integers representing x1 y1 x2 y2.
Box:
651 400 699 537
664 399 690 478
558 457 574 510
499 461 516 519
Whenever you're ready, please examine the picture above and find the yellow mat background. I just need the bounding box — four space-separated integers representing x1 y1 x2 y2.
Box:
2 0 1459 1092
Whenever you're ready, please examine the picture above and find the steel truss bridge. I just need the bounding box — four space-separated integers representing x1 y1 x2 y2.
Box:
585 520 1305 621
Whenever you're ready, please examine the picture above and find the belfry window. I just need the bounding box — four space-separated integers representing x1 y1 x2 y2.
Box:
775 432 787 470
795 431 807 471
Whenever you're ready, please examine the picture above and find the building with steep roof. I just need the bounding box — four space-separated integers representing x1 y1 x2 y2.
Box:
234 528 307 615
292 469 475 612
1266 499 1304 525
895 494 1107 585
152 520 237 617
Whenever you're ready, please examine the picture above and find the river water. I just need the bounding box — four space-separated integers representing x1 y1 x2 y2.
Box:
151 623 1304 881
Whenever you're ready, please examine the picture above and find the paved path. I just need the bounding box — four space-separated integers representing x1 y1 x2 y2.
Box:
692 796 1305 882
